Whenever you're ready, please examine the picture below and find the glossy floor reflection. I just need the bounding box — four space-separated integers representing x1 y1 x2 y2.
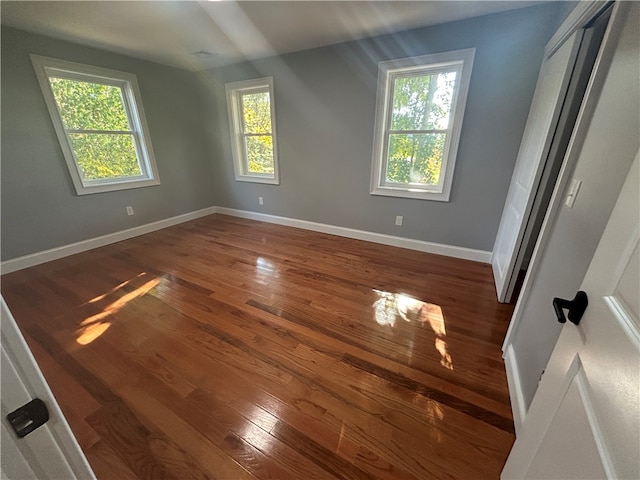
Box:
372 290 454 370
76 274 160 346
2 214 516 479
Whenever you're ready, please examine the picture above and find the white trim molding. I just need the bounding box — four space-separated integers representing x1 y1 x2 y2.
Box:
1 205 491 274
225 77 280 185
30 55 161 196
215 207 491 263
0 207 217 274
504 344 527 434
370 48 475 202
545 1 610 59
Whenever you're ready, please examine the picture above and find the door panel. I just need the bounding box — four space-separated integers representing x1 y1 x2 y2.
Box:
526 364 609 480
609 241 639 325
502 153 639 479
1 347 73 479
0 298 95 479
492 32 582 302
1 420 39 479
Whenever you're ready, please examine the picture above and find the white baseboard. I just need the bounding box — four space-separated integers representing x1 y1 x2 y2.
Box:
215 207 492 263
1 205 492 274
504 344 527 434
0 206 217 274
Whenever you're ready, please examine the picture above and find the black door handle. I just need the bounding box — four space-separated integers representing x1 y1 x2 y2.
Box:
553 291 588 325
6 398 49 438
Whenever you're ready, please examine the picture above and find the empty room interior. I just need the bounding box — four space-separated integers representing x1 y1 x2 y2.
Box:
1 1 639 479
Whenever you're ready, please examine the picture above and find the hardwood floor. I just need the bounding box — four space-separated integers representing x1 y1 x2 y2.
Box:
2 214 516 479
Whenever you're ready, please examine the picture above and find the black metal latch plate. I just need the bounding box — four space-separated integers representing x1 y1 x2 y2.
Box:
6 398 49 438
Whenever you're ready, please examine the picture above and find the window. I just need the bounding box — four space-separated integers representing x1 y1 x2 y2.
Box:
370 49 475 201
31 55 160 195
225 77 279 184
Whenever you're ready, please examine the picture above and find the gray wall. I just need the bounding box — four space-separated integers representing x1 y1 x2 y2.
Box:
1 27 216 260
2 3 569 261
205 4 567 252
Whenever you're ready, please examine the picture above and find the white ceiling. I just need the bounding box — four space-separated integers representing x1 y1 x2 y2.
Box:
1 1 545 71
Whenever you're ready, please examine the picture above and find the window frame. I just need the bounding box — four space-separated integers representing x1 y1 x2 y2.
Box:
30 54 160 196
370 49 475 202
225 77 280 185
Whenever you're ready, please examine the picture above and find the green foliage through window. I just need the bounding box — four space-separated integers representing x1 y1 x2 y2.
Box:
49 77 142 181
385 71 455 186
68 134 141 180
387 133 445 185
241 90 274 174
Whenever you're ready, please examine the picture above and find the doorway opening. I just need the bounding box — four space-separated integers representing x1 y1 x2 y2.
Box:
507 7 612 304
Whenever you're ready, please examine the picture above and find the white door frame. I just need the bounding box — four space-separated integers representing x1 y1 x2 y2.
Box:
502 0 631 430
491 29 582 303
0 297 95 479
490 1 610 304
502 150 639 479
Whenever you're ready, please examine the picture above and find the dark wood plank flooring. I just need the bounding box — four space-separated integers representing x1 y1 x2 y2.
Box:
1 214 516 479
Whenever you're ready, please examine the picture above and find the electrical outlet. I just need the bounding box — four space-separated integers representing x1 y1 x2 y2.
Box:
126 206 134 216
259 196 264 205
395 215 403 226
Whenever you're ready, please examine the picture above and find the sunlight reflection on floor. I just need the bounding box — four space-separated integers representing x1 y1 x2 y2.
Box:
76 321 111 346
413 396 445 444
256 257 278 274
372 289 454 370
84 273 145 305
76 275 160 345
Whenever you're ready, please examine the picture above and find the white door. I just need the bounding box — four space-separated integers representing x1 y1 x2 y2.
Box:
502 152 639 479
492 32 582 303
0 297 95 479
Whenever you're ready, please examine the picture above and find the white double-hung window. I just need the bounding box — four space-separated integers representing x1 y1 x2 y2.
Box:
225 77 279 184
31 55 160 195
370 49 475 201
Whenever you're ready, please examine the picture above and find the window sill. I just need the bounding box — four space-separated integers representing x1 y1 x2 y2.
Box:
370 185 450 202
234 174 280 185
75 177 161 195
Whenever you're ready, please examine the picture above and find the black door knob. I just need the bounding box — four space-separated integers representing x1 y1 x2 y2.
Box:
553 291 588 325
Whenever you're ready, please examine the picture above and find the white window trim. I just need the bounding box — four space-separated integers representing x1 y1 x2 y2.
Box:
225 77 280 185
370 48 475 202
30 54 160 195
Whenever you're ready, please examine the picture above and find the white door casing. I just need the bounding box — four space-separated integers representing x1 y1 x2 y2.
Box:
0 297 95 479
502 1 638 430
502 152 639 479
491 31 582 303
